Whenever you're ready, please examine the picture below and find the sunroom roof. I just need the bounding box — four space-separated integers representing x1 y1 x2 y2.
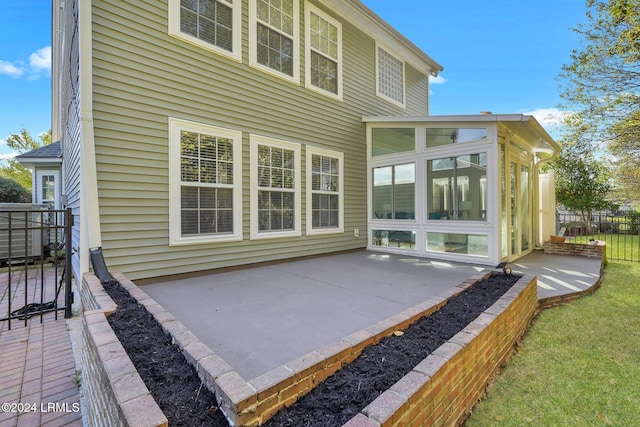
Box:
362 114 559 154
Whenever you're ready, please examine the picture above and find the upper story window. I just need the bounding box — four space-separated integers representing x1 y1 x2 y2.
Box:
169 0 242 61
168 118 243 245
250 135 301 239
305 4 342 99
250 0 300 83
376 45 405 108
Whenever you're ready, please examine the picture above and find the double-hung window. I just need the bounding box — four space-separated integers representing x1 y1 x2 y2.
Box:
306 147 343 234
169 0 242 61
305 4 342 99
169 118 242 245
376 44 405 108
250 0 300 82
250 135 301 238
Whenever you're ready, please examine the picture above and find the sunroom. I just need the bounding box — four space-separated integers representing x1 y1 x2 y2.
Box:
363 114 559 266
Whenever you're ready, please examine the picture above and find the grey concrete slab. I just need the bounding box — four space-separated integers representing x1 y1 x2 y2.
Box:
509 250 602 300
141 251 487 380
141 250 603 381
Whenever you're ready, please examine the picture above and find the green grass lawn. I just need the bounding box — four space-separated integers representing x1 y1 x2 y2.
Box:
466 261 640 426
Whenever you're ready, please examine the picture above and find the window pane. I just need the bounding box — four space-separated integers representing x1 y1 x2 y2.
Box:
394 164 414 220
217 210 233 232
372 164 414 220
200 187 216 208
426 128 488 148
181 210 198 235
181 0 234 51
180 8 198 37
310 52 338 94
217 188 233 208
271 167 283 188
377 47 404 104
310 153 340 230
427 153 487 221
181 157 199 182
257 23 294 76
373 166 392 219
271 147 283 167
372 128 415 157
426 232 488 256
372 230 415 250
200 160 217 183
199 134 217 159
41 175 55 201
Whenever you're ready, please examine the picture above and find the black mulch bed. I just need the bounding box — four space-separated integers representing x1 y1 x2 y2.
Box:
101 272 521 427
264 272 521 427
102 279 230 426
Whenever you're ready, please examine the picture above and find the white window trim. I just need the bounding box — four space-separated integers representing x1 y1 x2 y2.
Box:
168 117 243 246
250 134 302 239
249 0 300 84
304 3 342 101
306 146 344 235
375 43 406 109
168 0 242 62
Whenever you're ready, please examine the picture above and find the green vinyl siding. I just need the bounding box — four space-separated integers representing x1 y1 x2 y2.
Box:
90 0 430 280
58 0 83 280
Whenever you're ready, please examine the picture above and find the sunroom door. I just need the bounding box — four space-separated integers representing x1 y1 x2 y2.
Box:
509 158 532 260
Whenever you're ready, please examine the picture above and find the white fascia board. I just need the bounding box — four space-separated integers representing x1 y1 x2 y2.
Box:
322 0 443 76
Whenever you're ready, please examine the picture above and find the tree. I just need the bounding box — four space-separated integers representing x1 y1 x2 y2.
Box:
552 142 615 231
0 176 31 203
558 0 640 199
0 128 52 189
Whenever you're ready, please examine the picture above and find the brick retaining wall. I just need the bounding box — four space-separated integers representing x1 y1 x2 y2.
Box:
539 241 606 309
81 270 538 426
80 274 168 427
542 240 606 260
342 274 538 426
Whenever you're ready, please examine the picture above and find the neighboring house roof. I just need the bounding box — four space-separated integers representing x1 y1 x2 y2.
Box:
15 141 63 168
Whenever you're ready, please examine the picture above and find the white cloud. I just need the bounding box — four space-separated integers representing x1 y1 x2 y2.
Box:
29 46 51 73
0 60 24 78
523 107 571 127
0 46 51 80
428 74 447 95
0 152 18 161
429 74 447 85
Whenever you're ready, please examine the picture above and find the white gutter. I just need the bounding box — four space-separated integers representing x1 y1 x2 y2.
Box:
78 0 103 275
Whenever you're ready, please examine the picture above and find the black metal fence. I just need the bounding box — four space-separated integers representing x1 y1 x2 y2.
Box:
0 207 73 329
557 211 640 262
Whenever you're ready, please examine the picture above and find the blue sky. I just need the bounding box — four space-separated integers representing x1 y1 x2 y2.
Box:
0 0 585 160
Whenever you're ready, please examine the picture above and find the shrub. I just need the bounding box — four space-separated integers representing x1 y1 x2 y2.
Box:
0 176 31 203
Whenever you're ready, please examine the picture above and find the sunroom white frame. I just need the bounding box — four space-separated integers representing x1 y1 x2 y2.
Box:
363 114 559 266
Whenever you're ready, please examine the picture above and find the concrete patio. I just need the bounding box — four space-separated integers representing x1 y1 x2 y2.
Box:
141 250 603 381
